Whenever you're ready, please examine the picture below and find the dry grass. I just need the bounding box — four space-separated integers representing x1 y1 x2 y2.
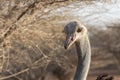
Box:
0 1 77 79
0 18 77 80
90 26 120 69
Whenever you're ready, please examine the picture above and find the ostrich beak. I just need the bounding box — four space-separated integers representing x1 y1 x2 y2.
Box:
64 34 76 49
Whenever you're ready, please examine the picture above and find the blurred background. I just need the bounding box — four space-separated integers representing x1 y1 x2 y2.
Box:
0 0 120 80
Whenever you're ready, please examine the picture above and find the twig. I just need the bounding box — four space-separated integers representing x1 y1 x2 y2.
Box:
7 71 23 80
0 53 48 80
17 0 37 21
0 69 29 80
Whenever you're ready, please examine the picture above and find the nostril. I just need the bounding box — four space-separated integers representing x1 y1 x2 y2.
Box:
64 45 67 49
71 34 75 41
71 37 73 41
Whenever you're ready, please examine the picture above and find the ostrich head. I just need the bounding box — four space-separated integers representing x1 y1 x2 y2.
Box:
64 21 86 49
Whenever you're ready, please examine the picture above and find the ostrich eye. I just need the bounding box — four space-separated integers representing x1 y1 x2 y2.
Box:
77 28 82 33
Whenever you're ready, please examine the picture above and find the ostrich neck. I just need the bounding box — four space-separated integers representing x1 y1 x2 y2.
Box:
74 35 91 80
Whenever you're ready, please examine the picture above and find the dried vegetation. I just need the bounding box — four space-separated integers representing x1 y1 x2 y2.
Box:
0 0 120 80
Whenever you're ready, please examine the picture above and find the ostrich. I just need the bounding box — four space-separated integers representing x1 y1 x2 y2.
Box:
42 21 114 80
64 21 91 80
64 21 115 80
